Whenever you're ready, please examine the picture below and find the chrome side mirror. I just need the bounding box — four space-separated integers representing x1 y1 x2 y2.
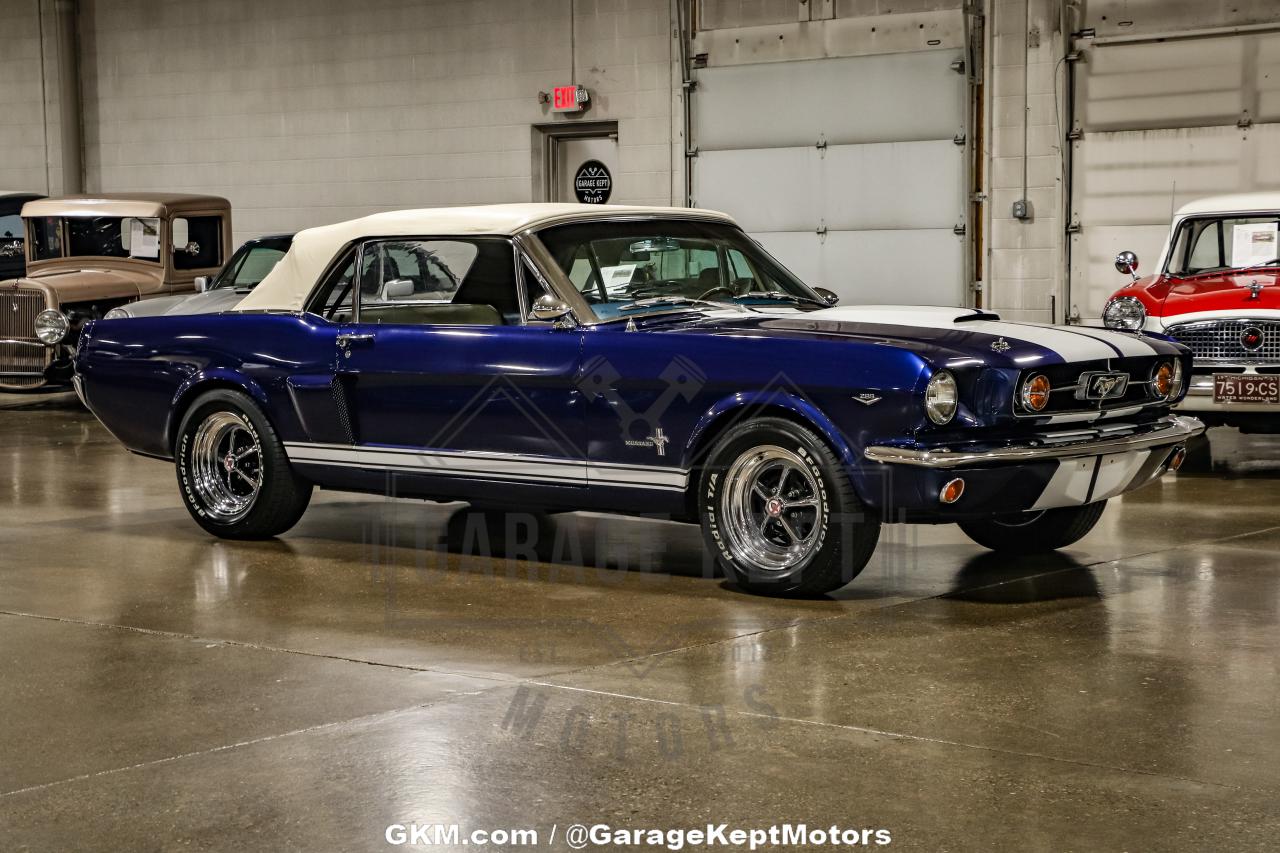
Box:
193 275 210 293
529 293 574 323
813 287 840 306
1114 251 1139 280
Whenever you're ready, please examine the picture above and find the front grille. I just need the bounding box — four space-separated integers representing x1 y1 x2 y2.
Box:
1166 319 1280 363
0 289 52 388
1019 356 1166 417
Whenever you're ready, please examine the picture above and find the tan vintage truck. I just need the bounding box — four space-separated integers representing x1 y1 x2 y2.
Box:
0 193 231 390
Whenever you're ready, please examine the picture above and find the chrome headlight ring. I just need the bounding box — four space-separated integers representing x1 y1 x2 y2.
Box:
34 309 70 345
925 370 959 425
1103 296 1146 331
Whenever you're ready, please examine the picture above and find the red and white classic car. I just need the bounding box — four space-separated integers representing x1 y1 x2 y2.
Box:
1103 193 1280 432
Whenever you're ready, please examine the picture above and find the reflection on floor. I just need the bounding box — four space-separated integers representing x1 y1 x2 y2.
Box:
1 406 1278 849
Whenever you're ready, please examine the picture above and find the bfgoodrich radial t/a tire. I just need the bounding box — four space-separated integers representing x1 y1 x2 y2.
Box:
175 389 312 539
958 501 1107 554
699 417 880 596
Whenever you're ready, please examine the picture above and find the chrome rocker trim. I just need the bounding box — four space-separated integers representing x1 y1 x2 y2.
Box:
864 415 1205 469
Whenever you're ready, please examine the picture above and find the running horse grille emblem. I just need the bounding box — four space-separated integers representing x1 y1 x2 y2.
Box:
1077 371 1130 401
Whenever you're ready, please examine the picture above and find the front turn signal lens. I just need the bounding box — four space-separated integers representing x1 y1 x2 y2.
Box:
1020 374 1051 412
940 478 966 504
1152 361 1174 399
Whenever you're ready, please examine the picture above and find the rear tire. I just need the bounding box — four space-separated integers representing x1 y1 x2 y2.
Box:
958 501 1107 554
175 389 312 539
698 417 880 596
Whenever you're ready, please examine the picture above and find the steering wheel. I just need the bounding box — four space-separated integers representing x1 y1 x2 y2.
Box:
697 286 735 301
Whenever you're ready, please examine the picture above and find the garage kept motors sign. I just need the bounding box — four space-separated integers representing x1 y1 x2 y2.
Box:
573 160 612 205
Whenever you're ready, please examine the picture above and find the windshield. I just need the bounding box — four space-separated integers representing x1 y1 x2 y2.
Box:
1167 215 1280 276
29 215 163 263
211 239 290 290
535 219 824 320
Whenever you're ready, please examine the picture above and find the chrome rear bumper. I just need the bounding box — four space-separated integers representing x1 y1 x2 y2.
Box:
864 415 1204 469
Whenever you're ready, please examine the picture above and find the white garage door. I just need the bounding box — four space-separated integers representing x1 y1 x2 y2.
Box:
691 49 970 305
1068 31 1280 321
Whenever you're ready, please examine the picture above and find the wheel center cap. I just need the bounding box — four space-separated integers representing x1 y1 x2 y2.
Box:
224 453 235 473
765 497 784 518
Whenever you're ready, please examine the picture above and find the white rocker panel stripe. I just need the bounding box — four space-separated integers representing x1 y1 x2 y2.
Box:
282 442 689 491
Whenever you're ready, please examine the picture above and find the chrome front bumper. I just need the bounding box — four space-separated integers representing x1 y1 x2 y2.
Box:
864 415 1205 469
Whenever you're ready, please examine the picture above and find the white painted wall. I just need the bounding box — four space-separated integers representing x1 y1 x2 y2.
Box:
983 0 1068 323
71 0 676 244
0 0 63 195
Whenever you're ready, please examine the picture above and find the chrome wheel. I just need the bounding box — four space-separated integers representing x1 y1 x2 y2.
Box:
721 445 826 573
190 411 262 522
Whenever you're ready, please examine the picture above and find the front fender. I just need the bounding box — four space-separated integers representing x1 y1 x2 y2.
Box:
682 388 864 487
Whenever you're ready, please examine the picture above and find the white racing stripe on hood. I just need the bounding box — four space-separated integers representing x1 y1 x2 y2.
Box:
808 306 1158 362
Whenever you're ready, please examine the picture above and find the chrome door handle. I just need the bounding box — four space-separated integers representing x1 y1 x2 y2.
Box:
336 333 374 348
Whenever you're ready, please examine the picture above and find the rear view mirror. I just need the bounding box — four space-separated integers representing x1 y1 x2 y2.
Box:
813 287 840 306
529 293 574 323
194 275 210 293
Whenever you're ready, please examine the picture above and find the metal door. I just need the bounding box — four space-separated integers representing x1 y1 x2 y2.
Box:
552 135 620 204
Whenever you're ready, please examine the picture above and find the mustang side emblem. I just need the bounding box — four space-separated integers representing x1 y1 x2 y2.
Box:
625 426 670 457
853 393 881 406
990 337 1011 353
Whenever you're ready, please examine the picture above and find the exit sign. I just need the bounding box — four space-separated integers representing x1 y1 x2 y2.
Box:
551 84 589 112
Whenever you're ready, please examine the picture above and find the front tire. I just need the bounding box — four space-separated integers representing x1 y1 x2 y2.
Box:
958 501 1107 554
176 389 312 539
698 417 880 596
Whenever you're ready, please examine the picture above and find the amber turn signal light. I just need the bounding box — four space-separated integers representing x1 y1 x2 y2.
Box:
1152 362 1174 399
1020 374 1051 412
1168 446 1187 472
939 478 966 504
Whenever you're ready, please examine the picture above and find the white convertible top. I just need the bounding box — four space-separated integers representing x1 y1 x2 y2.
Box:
235 203 735 313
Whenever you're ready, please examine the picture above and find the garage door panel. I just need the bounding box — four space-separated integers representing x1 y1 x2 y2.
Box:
695 148 821 232
822 140 963 230
754 229 963 304
1068 225 1170 323
694 50 965 150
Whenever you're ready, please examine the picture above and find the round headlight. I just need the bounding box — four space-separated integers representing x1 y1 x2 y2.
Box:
925 370 958 425
1020 373 1052 412
103 306 130 320
1103 296 1146 331
34 309 70 344
1151 361 1175 399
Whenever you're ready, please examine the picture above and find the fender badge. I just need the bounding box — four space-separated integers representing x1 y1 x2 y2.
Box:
853 393 881 406
991 337 1011 353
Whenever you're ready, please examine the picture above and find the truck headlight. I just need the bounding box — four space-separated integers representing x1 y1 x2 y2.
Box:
34 309 70 344
1103 296 1146 331
925 370 958 425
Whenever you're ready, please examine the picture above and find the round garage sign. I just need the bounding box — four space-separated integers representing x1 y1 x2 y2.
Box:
573 160 612 204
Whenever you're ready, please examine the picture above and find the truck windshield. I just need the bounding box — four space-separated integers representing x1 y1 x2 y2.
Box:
29 216 162 263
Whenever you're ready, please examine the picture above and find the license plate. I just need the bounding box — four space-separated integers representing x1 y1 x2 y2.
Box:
1214 374 1280 403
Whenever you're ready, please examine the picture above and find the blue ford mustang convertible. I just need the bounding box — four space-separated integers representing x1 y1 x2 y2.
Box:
74 204 1202 595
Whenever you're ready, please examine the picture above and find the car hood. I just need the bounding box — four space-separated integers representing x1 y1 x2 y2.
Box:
123 288 250 317
16 268 145 302
664 305 1179 366
1155 271 1280 321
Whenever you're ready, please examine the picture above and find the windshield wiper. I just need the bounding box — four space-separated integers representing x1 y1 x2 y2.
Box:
617 296 749 314
733 290 827 307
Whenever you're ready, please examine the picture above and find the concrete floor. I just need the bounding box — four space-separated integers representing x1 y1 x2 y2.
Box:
1 397 1279 850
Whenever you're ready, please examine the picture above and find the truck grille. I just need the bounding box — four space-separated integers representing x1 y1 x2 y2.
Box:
1166 319 1280 363
0 289 52 389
